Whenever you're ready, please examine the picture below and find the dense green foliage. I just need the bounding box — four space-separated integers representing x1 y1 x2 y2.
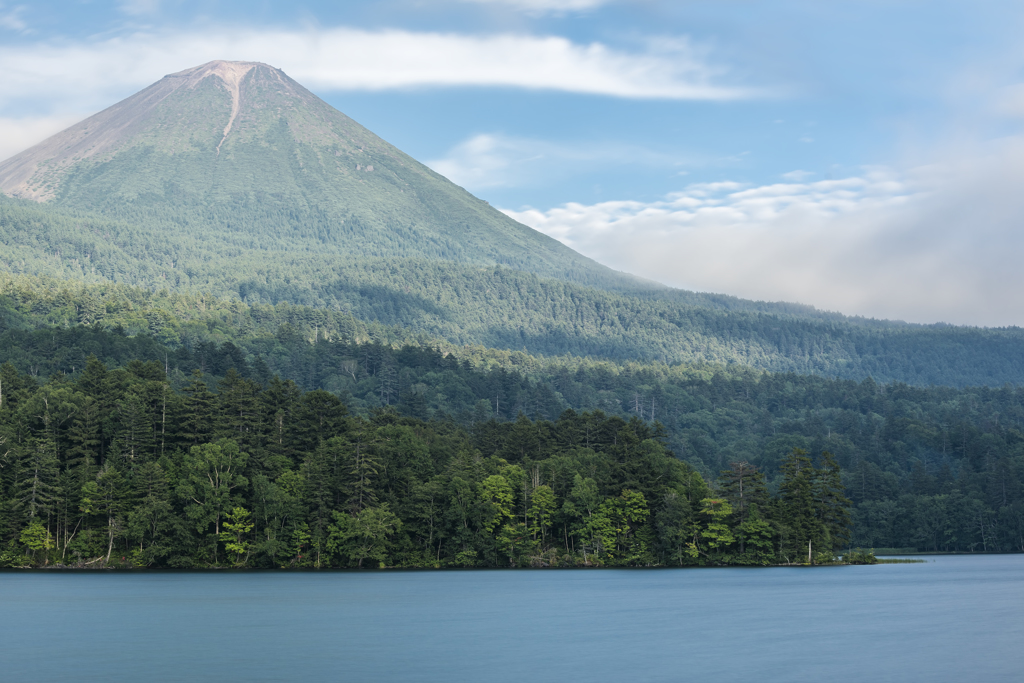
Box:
1 279 1023 556
0 357 855 568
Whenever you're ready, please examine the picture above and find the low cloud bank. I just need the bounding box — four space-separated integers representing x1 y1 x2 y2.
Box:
506 143 1024 327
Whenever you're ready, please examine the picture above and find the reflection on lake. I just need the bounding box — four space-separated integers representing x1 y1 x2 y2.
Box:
2 554 1022 682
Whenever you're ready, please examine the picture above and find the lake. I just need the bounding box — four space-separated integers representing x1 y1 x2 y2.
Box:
2 555 1022 682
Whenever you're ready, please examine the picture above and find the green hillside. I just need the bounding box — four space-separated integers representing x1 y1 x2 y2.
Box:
4 261 1024 387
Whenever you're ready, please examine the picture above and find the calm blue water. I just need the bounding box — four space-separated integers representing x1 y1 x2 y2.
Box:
2 555 1022 682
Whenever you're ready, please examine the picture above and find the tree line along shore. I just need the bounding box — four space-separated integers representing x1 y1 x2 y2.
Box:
2 357 854 568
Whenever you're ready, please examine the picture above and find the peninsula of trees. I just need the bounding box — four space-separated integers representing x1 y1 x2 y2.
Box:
1 355 850 568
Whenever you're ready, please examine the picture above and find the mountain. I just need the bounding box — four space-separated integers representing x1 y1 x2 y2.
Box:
0 60 643 291
2 60 1024 387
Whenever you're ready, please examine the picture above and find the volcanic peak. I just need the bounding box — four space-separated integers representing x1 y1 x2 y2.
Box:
170 60 265 86
174 61 270 153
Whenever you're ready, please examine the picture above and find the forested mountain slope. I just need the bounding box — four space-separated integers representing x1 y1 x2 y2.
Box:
0 191 863 322
3 266 1024 387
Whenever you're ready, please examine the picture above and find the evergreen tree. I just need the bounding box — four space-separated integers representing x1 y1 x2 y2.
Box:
14 437 58 527
117 392 155 464
719 461 770 555
777 449 822 564
66 396 101 490
815 451 852 556
180 371 215 447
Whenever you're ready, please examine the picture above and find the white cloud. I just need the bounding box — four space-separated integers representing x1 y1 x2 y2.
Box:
427 132 679 189
504 143 1024 327
0 27 756 117
0 115 84 162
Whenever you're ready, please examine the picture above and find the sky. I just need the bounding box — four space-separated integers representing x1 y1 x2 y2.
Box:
3 0 1024 326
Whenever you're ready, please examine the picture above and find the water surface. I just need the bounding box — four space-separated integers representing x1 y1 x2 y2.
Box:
2 555 1022 682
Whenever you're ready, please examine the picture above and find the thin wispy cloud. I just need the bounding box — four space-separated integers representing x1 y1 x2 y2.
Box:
0 27 756 117
505 143 1024 327
0 4 27 32
457 0 613 13
427 133 681 189
118 0 162 16
781 170 814 182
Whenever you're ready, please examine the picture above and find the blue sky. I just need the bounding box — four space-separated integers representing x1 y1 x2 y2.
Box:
3 0 1024 326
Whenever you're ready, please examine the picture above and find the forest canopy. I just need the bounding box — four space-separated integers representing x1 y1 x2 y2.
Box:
1 281 1022 565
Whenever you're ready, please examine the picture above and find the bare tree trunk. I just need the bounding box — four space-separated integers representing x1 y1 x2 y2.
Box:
106 516 115 564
